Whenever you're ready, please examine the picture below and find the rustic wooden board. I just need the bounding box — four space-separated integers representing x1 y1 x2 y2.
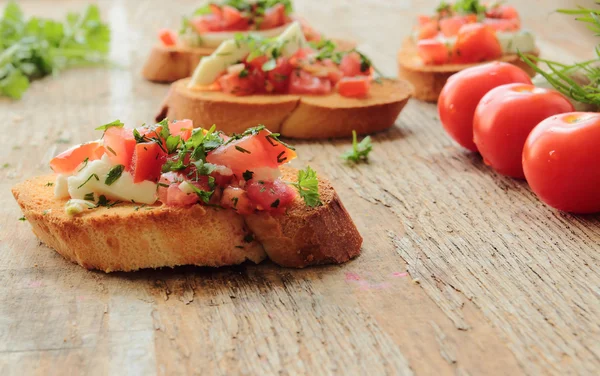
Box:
0 0 599 375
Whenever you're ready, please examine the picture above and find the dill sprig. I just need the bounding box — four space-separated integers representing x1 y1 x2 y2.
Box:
519 4 600 106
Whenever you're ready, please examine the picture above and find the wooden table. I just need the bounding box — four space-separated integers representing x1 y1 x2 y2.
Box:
1 1 599 375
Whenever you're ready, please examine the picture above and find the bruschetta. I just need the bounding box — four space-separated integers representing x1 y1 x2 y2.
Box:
12 119 362 272
157 22 413 139
142 0 354 82
398 1 539 102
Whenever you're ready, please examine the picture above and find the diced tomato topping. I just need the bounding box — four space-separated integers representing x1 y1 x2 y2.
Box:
451 23 502 64
418 15 433 26
157 173 213 207
50 141 105 174
222 5 243 26
190 15 219 33
417 20 439 40
439 16 476 37
259 4 286 30
245 179 296 212
339 52 368 77
169 119 193 141
289 70 332 95
483 18 520 32
131 142 167 183
103 127 136 170
221 186 254 215
266 58 294 93
338 76 371 98
209 4 222 17
206 129 296 177
486 5 519 20
417 39 451 65
158 28 177 46
218 72 256 96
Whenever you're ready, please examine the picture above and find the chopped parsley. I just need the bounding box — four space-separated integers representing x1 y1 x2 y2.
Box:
235 145 251 154
342 130 373 164
95 120 124 132
18 216 27 221
104 164 124 186
243 170 254 181
0 2 110 99
45 182 54 187
289 166 322 207
239 68 249 78
271 198 280 208
77 173 99 189
83 192 95 201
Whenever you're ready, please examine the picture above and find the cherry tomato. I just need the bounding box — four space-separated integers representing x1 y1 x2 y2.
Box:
50 141 105 174
221 5 243 27
473 84 574 178
439 15 475 37
451 23 502 64
438 62 532 151
417 39 450 65
337 76 371 97
339 52 369 77
523 112 600 213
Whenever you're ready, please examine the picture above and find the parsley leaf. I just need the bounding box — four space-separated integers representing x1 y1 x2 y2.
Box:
95 119 124 132
342 130 372 163
289 166 322 207
243 170 254 181
105 164 124 186
188 184 214 204
0 2 110 99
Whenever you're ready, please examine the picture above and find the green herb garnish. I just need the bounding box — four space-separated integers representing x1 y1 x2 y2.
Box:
0 2 110 99
105 164 124 186
95 120 124 132
77 173 99 189
243 170 254 181
342 130 373 163
289 166 322 207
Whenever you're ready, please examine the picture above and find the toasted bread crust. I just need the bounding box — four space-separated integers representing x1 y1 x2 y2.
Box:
12 167 362 272
398 37 539 102
245 169 362 267
159 78 413 139
142 39 357 83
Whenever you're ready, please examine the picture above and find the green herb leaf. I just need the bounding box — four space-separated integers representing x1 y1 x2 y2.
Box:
0 2 111 99
95 119 124 132
104 164 124 186
166 135 181 154
77 173 99 189
83 192 95 201
188 183 214 204
18 216 27 221
342 130 372 163
243 170 254 181
289 166 322 207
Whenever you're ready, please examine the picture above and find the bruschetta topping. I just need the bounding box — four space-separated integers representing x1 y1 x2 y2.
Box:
415 1 536 65
50 120 320 216
188 22 378 98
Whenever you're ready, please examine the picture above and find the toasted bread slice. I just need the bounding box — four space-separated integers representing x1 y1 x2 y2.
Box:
157 78 413 139
142 39 357 83
12 167 362 272
398 37 539 102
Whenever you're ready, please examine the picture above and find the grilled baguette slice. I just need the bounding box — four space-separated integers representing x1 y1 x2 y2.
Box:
12 167 362 272
157 78 413 139
398 37 539 102
142 39 357 83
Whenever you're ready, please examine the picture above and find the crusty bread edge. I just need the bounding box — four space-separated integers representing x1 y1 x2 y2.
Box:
160 78 413 139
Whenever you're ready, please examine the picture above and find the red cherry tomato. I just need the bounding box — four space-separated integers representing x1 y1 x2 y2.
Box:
417 39 450 65
438 62 532 151
473 84 574 178
337 76 371 98
439 15 476 37
417 20 439 40
523 112 600 213
259 4 286 30
451 23 502 64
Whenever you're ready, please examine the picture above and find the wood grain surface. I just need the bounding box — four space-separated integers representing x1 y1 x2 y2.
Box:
1 0 599 375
